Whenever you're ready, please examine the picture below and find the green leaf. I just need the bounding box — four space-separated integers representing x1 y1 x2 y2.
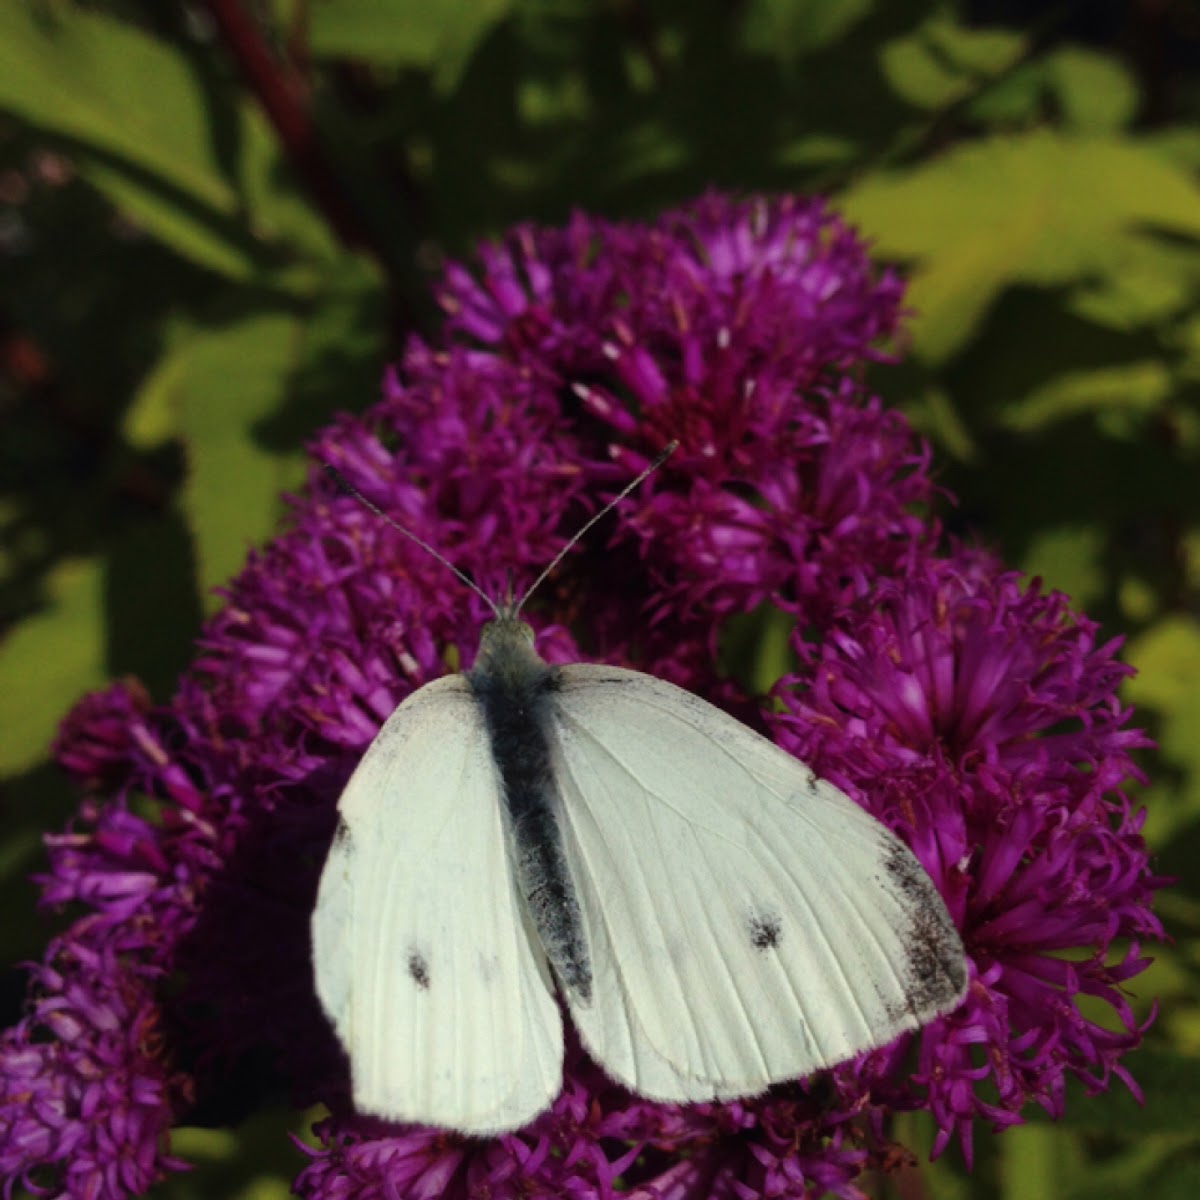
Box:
123 333 201 451
740 0 874 58
1000 1123 1085 1200
170 312 307 601
881 17 1025 110
0 6 236 212
905 382 979 462
1048 47 1138 132
1158 815 1200 901
253 261 388 448
78 154 269 283
889 1109 972 1200
965 60 1046 124
1061 1137 1187 1200
0 6 337 283
720 604 797 698
840 131 1200 363
1019 526 1105 609
160 1107 317 1200
307 0 512 91
1125 616 1200 776
0 558 106 776
999 361 1171 433
1147 127 1200 171
237 100 345 270
1138 1163 1200 1200
1068 234 1200 330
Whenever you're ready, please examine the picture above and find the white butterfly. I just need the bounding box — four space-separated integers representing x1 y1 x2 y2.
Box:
311 450 967 1134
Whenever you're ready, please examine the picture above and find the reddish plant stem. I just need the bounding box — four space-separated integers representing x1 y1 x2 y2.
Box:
199 0 373 257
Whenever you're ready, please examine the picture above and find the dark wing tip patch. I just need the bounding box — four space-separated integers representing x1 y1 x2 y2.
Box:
747 907 784 952
333 816 352 848
881 842 968 1016
406 949 431 991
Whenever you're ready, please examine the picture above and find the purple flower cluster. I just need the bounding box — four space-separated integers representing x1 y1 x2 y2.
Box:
1 194 1163 1200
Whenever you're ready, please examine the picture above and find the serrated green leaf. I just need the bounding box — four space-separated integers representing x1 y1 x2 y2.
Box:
1048 47 1138 132
0 558 106 776
171 313 306 601
840 132 1200 363
307 0 512 91
1000 361 1171 432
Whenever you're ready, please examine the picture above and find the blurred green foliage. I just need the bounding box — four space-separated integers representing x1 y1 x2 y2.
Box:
2 0 1199 1196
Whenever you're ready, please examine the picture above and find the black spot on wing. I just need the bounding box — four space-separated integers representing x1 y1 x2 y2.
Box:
333 817 351 848
881 841 967 1018
747 908 783 951
406 949 431 991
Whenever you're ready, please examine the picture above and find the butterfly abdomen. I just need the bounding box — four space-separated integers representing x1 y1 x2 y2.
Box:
468 617 593 1003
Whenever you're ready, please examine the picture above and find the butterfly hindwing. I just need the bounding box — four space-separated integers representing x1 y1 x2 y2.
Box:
311 675 563 1133
545 664 967 1101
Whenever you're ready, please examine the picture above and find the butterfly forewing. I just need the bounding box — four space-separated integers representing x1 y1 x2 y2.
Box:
312 675 563 1132
545 664 967 1101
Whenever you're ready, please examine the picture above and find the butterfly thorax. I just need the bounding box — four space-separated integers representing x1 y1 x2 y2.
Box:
466 615 592 1002
468 615 548 690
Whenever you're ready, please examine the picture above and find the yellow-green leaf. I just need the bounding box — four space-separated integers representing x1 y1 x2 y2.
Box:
0 6 238 218
1020 526 1105 609
1125 616 1200 782
1048 47 1138 132
840 131 1200 363
307 0 512 91
0 558 106 776
881 18 1025 110
1000 361 1171 433
171 314 306 601
741 0 873 57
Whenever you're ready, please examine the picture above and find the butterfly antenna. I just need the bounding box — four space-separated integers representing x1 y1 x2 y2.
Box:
515 441 678 615
320 462 500 619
